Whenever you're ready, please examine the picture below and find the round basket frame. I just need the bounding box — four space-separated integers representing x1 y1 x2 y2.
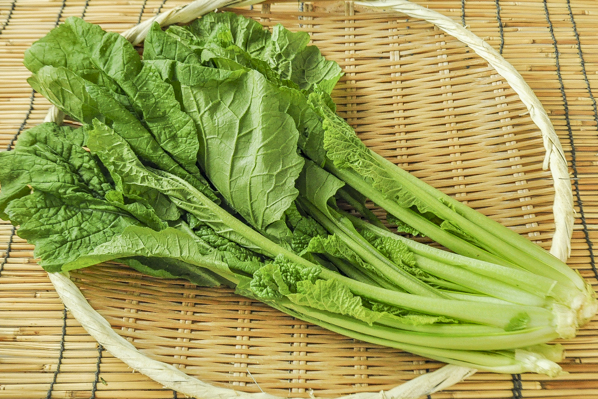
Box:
43 0 574 397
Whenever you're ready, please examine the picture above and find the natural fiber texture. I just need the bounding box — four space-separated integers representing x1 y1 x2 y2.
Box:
2 0 598 398
49 271 477 399
357 0 574 261
40 0 570 396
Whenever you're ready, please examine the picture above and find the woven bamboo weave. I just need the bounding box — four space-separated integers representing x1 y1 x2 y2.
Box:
1 0 597 398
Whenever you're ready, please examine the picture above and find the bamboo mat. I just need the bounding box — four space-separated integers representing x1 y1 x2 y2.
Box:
1 0 598 398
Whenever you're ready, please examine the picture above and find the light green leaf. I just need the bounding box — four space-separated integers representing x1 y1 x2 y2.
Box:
86 120 261 252
296 160 344 219
310 92 435 216
249 255 321 299
288 278 383 325
61 225 238 284
30 66 216 201
180 69 304 234
188 12 343 93
23 17 127 102
5 191 139 272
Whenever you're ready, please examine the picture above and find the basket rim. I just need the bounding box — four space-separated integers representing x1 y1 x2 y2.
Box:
43 0 574 398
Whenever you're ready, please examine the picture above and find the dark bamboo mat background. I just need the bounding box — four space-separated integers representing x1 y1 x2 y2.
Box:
1 0 598 398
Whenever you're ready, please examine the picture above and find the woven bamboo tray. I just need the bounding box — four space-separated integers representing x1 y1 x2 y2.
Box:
1 0 598 398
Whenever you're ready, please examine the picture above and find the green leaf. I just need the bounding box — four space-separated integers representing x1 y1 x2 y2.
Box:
85 26 202 178
144 23 203 64
180 69 305 234
87 120 181 222
126 63 201 177
30 66 216 201
290 217 328 254
6 191 140 272
296 160 345 219
0 123 144 272
250 255 321 299
288 278 384 325
62 225 239 285
86 120 261 252
146 20 329 166
302 234 389 283
192 224 262 263
359 229 427 279
24 17 127 101
5 122 110 198
188 12 343 93
104 190 168 231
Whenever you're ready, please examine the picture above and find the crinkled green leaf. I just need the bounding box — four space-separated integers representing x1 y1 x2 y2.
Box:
0 122 148 272
0 124 113 214
310 92 436 217
291 217 328 254
359 229 428 279
192 224 262 264
30 66 216 201
85 26 201 178
250 255 320 299
188 12 343 93
288 278 383 325
5 191 140 272
104 190 168 231
303 234 382 277
23 17 129 105
87 120 181 222
61 225 238 284
11 123 109 196
180 69 304 235
387 213 424 236
86 120 261 252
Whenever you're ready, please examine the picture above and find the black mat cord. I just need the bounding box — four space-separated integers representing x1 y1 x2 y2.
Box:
7 89 35 151
0 226 16 278
544 0 598 281
81 0 90 19
45 306 68 399
157 0 169 15
564 0 598 280
7 0 65 151
137 0 149 24
0 0 17 35
460 0 466 27
511 373 523 399
90 344 104 399
54 0 66 27
566 0 598 128
495 0 504 54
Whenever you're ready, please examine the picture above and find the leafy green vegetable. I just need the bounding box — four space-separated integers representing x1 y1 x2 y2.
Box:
0 123 140 271
4 12 594 377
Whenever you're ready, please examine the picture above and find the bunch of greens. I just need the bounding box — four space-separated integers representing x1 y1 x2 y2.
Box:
2 13 595 376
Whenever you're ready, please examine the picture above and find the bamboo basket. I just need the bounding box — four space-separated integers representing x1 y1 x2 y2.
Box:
0 0 584 397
